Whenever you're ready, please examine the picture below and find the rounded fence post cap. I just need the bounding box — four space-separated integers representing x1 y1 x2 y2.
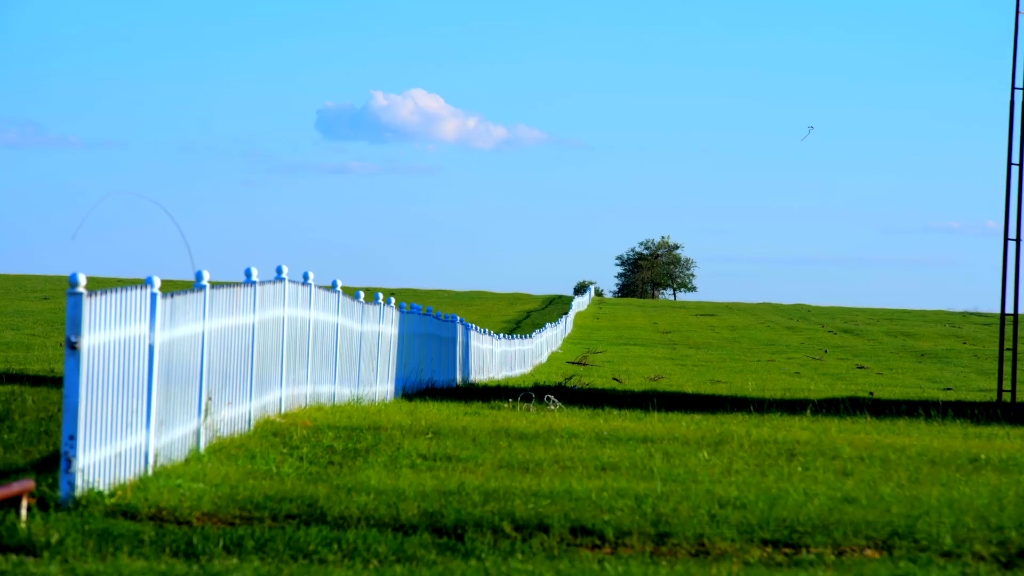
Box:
426 306 433 315
454 316 461 323
195 269 211 288
435 311 443 319
68 272 87 291
355 290 365 302
145 275 162 291
331 279 342 291
244 267 259 283
375 292 384 303
302 270 314 284
399 302 407 311
387 296 396 306
442 313 449 320
275 264 288 280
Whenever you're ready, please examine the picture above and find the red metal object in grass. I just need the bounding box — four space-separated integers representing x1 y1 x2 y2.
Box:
0 478 36 525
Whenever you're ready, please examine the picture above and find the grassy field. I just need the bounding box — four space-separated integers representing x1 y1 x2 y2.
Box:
497 298 1001 402
2 273 1023 574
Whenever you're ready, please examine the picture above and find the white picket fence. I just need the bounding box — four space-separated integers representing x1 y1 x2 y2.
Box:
59 265 594 502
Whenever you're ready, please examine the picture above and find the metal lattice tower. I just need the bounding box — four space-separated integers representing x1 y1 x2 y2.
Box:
999 0 1024 404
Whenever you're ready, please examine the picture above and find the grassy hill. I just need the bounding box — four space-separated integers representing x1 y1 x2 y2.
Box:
3 274 1024 574
495 297 1001 402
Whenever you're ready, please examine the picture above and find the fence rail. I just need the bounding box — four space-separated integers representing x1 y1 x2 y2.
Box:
60 266 593 502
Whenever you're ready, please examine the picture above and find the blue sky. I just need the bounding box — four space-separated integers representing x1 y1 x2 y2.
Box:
0 1 1011 310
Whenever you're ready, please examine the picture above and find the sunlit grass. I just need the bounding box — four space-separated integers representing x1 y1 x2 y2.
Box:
501 298 1002 402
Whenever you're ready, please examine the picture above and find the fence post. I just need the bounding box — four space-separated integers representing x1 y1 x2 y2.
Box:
408 303 420 391
451 315 458 385
355 290 365 401
276 265 289 413
440 313 447 385
454 316 462 386
434 309 443 385
303 271 315 407
374 292 384 403
386 296 396 401
144 275 162 475
244 268 258 429
196 270 211 452
59 272 87 504
331 279 342 405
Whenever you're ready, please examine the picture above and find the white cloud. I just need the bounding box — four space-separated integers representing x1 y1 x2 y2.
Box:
315 88 548 150
0 120 82 148
925 221 1001 235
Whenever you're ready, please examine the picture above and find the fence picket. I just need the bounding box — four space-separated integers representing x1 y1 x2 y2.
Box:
143 276 162 475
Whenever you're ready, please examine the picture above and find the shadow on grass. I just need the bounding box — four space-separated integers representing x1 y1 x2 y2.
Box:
409 383 1024 425
0 372 61 388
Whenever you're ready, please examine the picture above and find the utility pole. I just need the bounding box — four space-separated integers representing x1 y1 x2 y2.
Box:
998 0 1024 404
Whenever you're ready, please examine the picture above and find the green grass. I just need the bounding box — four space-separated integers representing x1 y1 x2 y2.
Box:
499 298 1003 402
345 285 572 336
2 273 1023 574
5 404 1024 573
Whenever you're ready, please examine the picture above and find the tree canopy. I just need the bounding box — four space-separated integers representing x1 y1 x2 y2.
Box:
573 280 605 298
613 236 697 300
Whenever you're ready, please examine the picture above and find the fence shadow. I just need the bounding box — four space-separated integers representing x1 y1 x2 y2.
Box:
409 383 1024 425
0 372 62 388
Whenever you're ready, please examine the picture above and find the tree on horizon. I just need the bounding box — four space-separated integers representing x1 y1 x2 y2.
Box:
613 236 697 300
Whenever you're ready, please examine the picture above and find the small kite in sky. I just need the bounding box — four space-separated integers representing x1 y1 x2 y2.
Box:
801 126 814 141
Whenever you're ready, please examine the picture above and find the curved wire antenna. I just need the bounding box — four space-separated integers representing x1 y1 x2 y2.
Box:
71 192 197 275
801 126 815 141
